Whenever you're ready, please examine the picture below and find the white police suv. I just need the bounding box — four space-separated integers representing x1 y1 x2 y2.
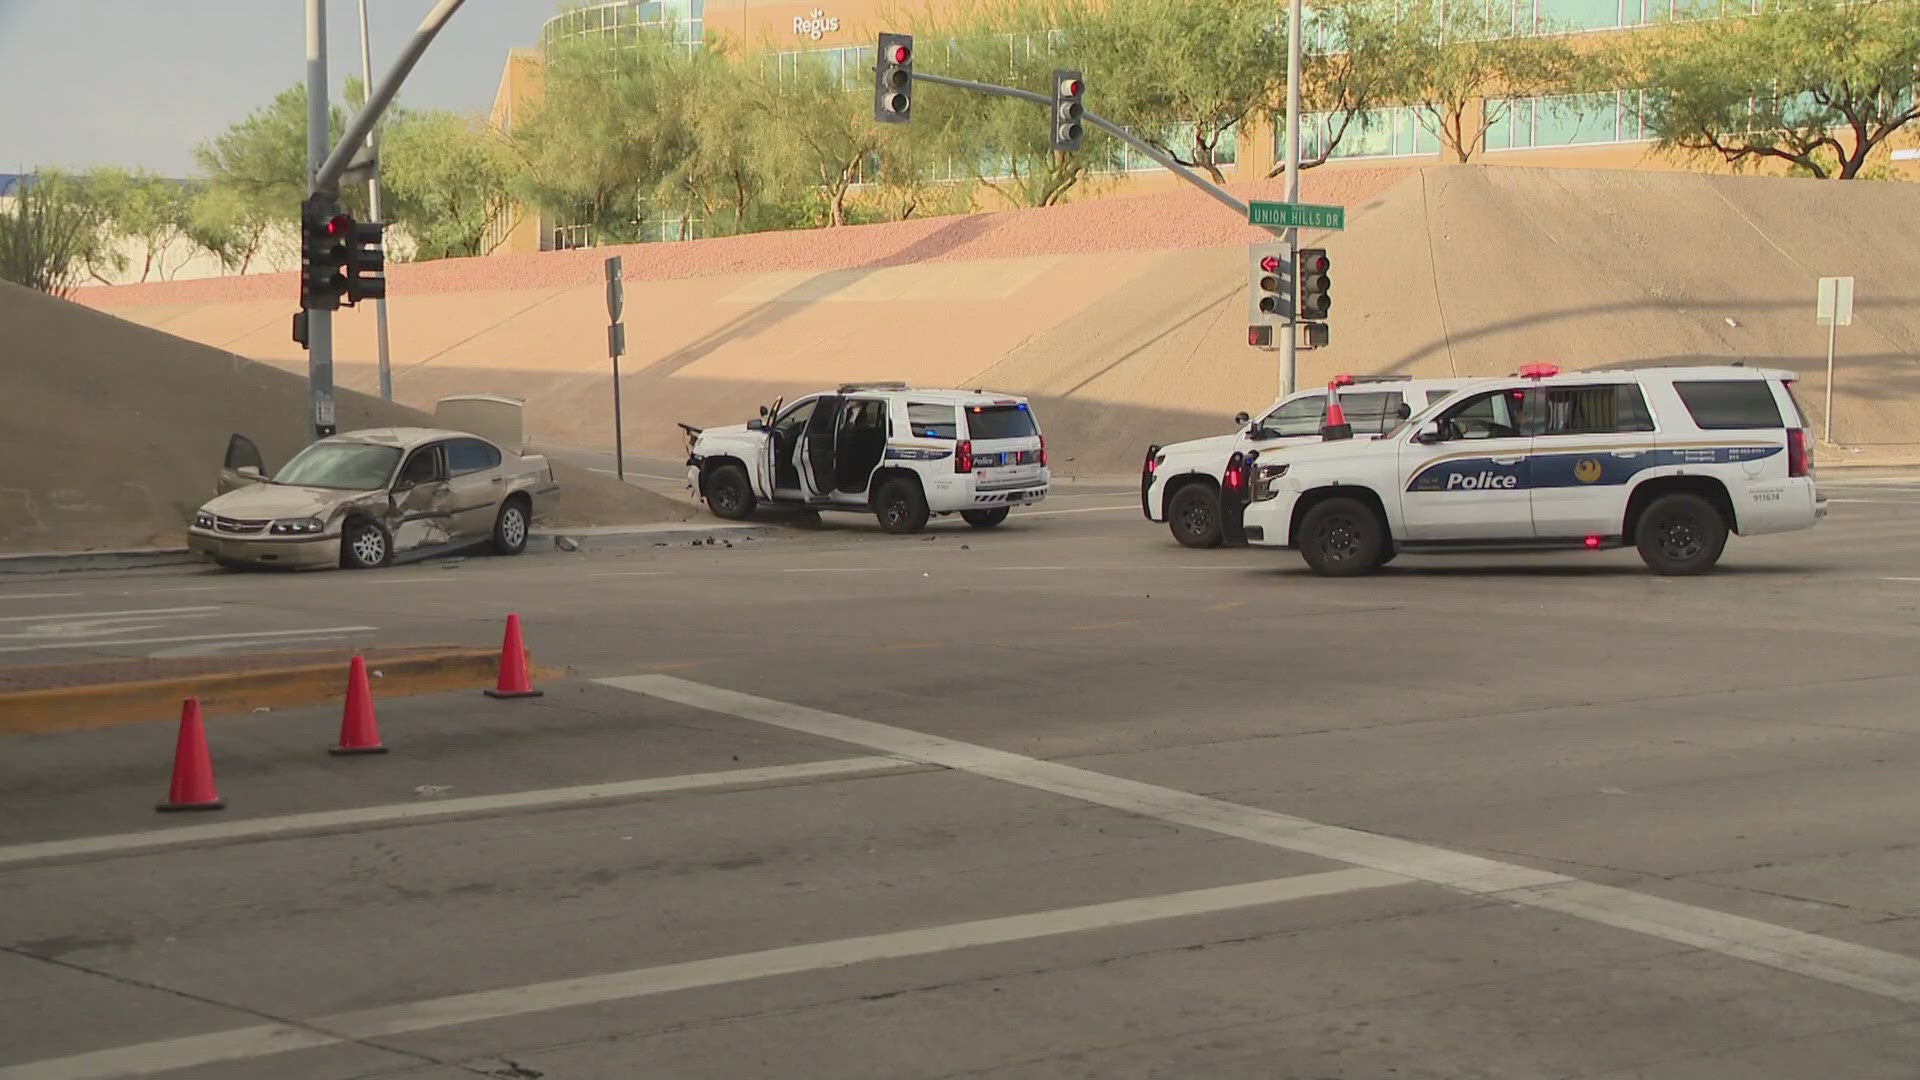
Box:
1141 375 1479 547
684 384 1048 533
1223 364 1824 576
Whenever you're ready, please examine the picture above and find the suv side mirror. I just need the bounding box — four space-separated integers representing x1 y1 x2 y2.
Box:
758 405 771 418
747 418 766 432
1415 421 1445 445
1233 411 1251 426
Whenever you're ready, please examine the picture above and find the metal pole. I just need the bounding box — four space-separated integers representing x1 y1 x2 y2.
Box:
358 0 394 403
613 353 625 482
316 0 467 191
306 0 336 440
1824 317 1838 445
1280 0 1304 395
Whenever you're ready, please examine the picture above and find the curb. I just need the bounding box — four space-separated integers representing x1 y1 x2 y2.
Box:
0 548 196 576
0 649 547 735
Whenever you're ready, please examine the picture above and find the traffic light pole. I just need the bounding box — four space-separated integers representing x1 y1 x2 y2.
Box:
1280 0 1305 396
305 0 336 439
358 0 393 403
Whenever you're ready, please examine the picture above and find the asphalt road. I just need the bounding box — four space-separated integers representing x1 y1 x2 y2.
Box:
4 471 1920 1079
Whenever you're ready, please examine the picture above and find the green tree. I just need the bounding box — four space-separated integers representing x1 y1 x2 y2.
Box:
0 175 96 297
511 31 696 243
751 59 888 227
1392 0 1579 162
80 167 190 282
184 184 276 274
1054 0 1279 184
193 84 361 221
380 109 517 258
1280 0 1429 174
1636 0 1920 179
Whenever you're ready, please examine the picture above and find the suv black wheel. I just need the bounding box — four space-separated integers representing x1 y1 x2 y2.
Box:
961 507 1009 528
491 497 530 556
341 518 391 570
1634 492 1728 575
1167 482 1222 548
702 463 757 521
1297 497 1385 577
874 477 930 534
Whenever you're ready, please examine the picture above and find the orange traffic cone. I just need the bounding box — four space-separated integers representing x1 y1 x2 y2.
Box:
1321 379 1352 440
156 699 225 812
330 655 389 755
484 613 543 699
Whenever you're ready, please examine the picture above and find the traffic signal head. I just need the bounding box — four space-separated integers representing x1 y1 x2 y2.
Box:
345 220 386 305
1248 241 1292 329
300 195 349 311
1051 69 1085 152
1296 247 1331 321
874 33 913 124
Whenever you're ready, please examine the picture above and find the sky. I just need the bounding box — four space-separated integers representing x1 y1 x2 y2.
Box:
0 0 542 177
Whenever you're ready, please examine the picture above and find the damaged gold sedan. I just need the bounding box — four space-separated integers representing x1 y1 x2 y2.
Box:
188 428 559 570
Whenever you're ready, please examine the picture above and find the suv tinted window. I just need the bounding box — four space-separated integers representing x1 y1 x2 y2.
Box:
1263 394 1325 436
1674 380 1783 429
1539 384 1655 436
965 404 1037 440
1340 391 1401 435
446 438 502 475
908 403 958 439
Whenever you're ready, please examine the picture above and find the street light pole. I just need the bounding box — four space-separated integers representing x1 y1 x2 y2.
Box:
1280 0 1304 396
305 0 336 439
358 0 394 402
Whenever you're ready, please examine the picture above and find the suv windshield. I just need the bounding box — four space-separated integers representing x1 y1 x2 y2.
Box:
274 442 402 491
965 404 1037 440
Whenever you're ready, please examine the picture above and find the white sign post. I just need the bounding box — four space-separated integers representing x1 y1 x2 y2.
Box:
1816 275 1854 445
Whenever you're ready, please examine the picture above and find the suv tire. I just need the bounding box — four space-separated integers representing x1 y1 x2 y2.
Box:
1634 492 1727 575
1167 482 1222 548
1298 497 1384 577
961 507 1010 528
491 498 530 556
874 477 930 534
703 463 757 521
341 518 392 570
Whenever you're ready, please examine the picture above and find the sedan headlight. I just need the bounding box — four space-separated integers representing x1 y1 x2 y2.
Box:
194 512 214 529
269 517 326 535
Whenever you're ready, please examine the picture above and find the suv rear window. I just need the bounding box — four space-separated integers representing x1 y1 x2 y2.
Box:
964 404 1037 440
907 403 958 439
1673 380 1784 429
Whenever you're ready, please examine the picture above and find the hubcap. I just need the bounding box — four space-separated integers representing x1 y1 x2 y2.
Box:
1318 515 1363 563
886 499 907 525
1657 515 1705 560
1179 501 1212 536
713 481 740 512
503 507 526 546
352 528 384 565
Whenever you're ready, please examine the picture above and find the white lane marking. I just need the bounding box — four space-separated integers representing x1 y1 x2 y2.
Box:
0 593 80 601
606 676 1920 1007
0 757 917 870
0 627 377 655
1018 504 1137 517
0 606 219 624
1879 577 1920 583
148 636 356 659
0 869 1402 1079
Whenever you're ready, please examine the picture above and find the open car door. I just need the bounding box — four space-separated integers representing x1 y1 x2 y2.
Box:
797 395 842 499
217 434 269 494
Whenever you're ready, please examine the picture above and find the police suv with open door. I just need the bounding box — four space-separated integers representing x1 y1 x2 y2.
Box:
1222 364 1824 576
684 383 1049 533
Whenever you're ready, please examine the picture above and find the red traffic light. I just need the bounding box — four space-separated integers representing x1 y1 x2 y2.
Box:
326 214 351 236
1060 77 1082 96
1258 255 1281 273
889 43 911 63
1299 251 1329 273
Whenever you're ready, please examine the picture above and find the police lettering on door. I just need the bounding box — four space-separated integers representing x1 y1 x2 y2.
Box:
1409 458 1525 492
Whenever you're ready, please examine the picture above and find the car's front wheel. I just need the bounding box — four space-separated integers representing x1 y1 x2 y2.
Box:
491 498 529 556
873 477 930 534
1634 492 1728 575
1297 497 1385 577
703 463 757 521
1167 482 1222 548
341 518 391 570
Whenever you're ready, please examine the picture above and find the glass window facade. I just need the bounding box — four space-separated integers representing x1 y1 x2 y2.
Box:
1304 107 1440 161
542 1 703 50
1103 122 1240 173
1485 91 1652 150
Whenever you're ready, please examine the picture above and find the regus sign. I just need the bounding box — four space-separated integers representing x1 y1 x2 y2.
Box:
794 8 840 39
